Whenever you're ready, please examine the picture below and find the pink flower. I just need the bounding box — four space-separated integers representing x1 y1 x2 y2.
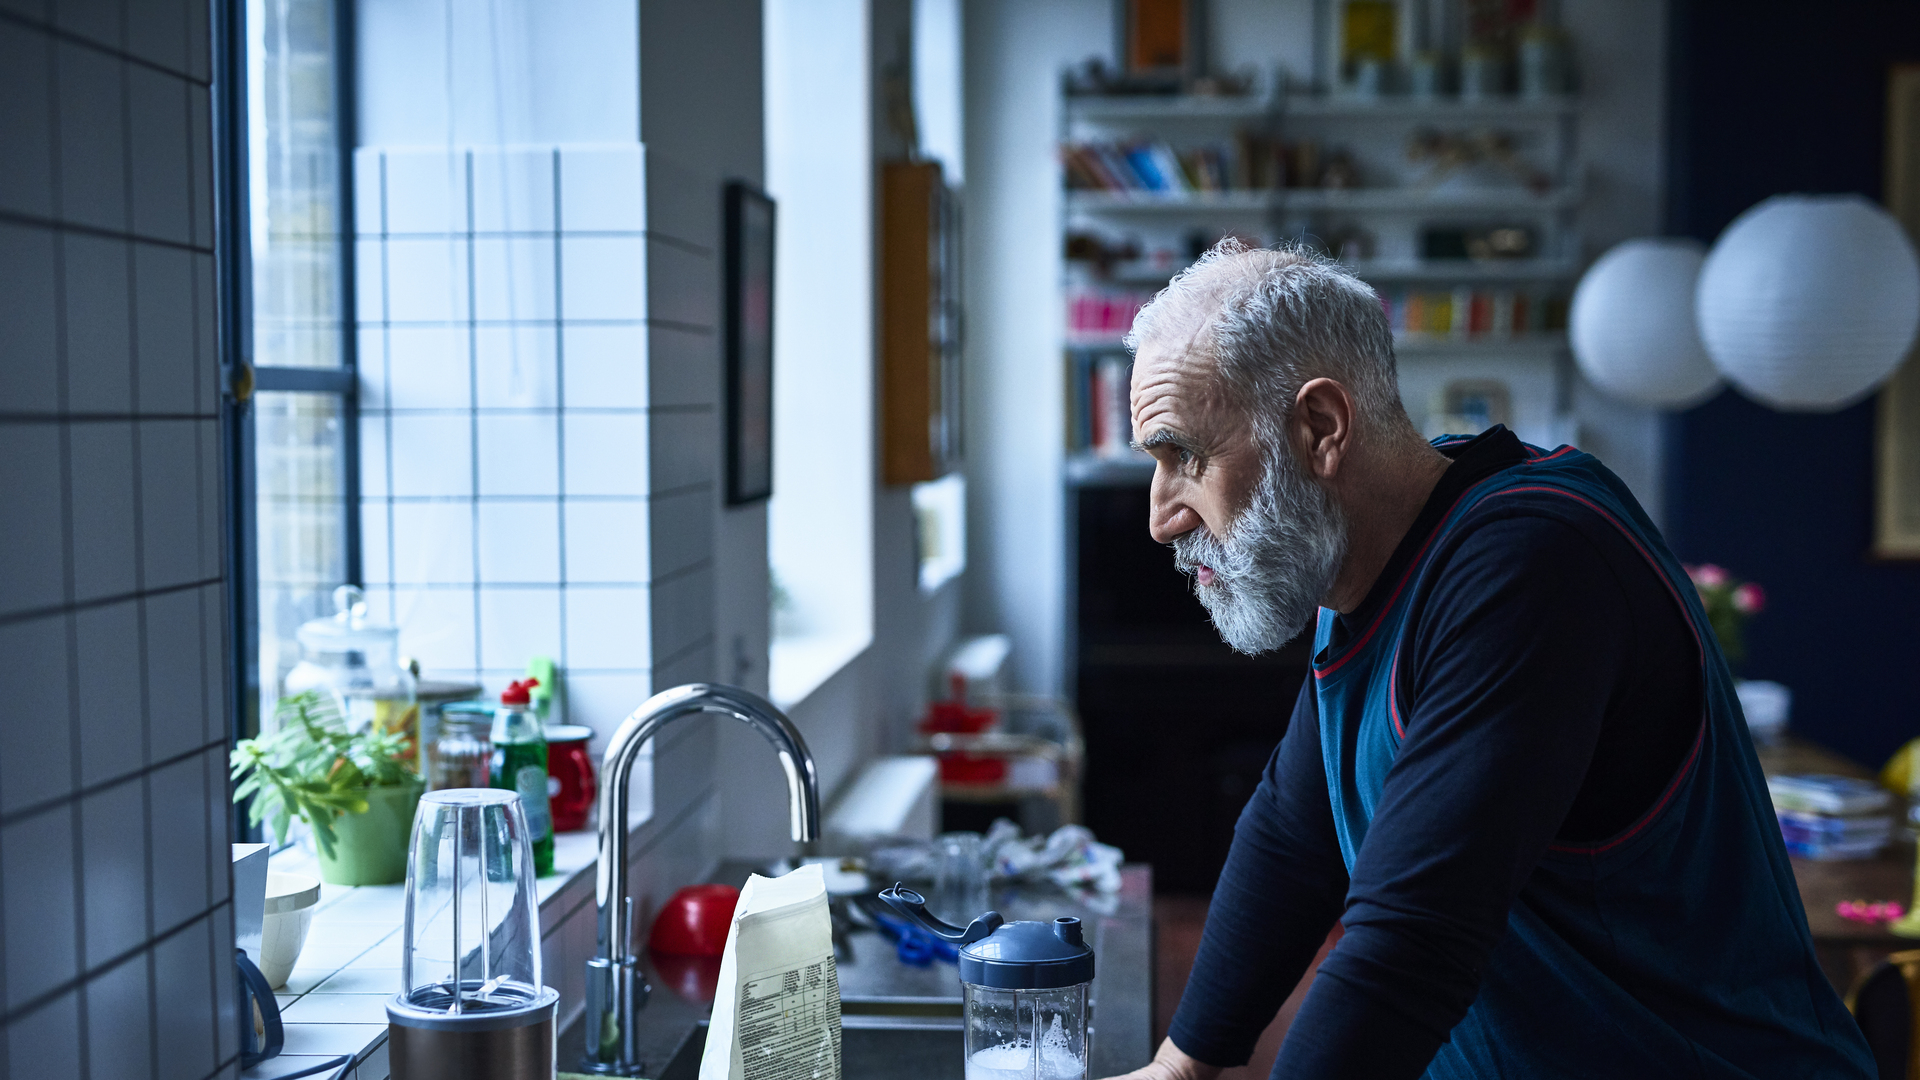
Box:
1732 583 1766 615
1691 564 1729 588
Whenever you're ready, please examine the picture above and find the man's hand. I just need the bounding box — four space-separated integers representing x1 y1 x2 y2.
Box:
1099 1037 1224 1080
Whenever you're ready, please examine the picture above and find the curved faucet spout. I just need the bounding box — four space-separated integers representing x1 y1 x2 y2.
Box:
580 682 821 1075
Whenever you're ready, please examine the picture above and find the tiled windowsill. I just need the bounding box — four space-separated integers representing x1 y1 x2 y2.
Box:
245 828 607 1080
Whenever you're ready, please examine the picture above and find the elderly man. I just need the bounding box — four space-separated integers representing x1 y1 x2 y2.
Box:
1109 244 1872 1079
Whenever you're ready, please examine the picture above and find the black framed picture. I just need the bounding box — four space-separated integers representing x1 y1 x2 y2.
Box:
725 181 776 505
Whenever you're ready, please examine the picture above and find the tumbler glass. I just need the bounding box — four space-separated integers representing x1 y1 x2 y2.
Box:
934 831 988 926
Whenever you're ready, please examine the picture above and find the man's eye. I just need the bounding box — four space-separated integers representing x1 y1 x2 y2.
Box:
1177 447 1197 467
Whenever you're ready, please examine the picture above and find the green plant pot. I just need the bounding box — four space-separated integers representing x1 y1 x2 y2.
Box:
315 780 424 886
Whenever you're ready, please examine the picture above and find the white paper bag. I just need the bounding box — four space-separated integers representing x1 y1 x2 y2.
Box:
699 863 842 1080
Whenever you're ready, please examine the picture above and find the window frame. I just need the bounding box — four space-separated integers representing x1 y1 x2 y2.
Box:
214 0 363 837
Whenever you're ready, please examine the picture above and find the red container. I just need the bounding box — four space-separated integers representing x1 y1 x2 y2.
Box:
649 884 742 957
545 724 597 833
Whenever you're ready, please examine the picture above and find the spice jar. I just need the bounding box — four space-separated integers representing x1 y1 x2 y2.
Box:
428 702 493 791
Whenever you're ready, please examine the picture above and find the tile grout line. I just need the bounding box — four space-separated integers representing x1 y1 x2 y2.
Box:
0 575 225 629
117 25 143 1078
0 895 231 1029
382 152 397 618
33 20 69 1062
0 8 211 86
466 149 483 677
554 146 569 712
0 206 216 255
0 736 232 830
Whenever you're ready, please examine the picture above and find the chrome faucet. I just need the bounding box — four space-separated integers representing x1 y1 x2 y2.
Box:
580 683 822 1076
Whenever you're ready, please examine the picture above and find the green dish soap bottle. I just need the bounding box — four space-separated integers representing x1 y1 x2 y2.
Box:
490 677 555 876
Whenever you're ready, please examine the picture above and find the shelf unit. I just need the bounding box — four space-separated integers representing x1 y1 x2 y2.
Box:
1064 91 1579 123
1060 87 1583 458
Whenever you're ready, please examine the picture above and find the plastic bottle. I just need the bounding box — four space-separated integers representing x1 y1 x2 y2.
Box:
490 677 555 876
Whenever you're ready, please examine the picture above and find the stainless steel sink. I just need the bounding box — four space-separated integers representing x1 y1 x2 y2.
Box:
654 1022 965 1080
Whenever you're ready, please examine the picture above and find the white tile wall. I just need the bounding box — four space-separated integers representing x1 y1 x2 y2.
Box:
474 325 559 408
558 235 647 320
473 235 556 321
0 26 56 222
382 325 470 409
0 11 237 1074
472 148 556 233
475 413 560 496
63 234 134 413
476 501 562 583
560 323 647 409
556 145 645 232
0 224 61 412
355 143 711 750
87 954 155 1076
0 613 75 815
562 412 649 496
81 777 149 968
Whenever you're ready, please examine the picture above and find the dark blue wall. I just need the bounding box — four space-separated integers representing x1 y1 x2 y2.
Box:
1664 1 1920 765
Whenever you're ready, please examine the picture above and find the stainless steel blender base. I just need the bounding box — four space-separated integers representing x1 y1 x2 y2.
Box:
388 993 557 1080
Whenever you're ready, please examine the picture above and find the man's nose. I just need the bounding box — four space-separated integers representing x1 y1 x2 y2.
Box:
1148 476 1201 545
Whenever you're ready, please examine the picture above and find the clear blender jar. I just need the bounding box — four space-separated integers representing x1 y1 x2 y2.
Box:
880 885 1094 1080
387 789 559 1080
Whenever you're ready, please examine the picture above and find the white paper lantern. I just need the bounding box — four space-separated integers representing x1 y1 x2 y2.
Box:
1570 239 1722 408
1695 194 1920 411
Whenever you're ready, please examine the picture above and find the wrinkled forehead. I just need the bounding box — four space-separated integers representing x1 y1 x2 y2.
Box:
1130 332 1245 440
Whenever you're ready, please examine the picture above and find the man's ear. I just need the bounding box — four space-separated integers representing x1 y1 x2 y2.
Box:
1292 378 1355 482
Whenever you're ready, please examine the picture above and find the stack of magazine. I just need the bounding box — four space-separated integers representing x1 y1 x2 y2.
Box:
1767 774 1893 860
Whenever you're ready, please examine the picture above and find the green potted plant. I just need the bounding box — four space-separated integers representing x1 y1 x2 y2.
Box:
232 690 426 886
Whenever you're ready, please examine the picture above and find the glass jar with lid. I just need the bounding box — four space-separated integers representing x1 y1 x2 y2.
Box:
284 585 417 744
428 701 494 791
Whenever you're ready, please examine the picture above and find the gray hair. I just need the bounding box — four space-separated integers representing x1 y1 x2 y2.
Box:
1123 240 1416 457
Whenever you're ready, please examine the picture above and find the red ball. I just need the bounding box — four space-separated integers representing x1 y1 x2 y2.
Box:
648 884 741 957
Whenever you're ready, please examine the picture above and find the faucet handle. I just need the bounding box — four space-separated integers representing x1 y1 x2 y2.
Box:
877 884 1004 945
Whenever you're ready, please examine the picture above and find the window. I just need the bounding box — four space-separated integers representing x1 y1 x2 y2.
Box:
764 0 876 707
237 0 357 734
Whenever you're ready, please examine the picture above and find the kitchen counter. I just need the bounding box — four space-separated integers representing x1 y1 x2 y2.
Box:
245 838 1154 1080
241 828 608 1080
555 864 1157 1078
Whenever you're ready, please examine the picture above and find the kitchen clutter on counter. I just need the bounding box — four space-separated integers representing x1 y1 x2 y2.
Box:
870 819 1126 897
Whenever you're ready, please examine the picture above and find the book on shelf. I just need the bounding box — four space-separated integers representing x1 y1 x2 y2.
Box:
1063 134 1290 194
1087 356 1134 458
1384 285 1568 340
1065 285 1154 346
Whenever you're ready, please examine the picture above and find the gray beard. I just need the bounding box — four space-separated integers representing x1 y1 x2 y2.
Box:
1172 450 1349 655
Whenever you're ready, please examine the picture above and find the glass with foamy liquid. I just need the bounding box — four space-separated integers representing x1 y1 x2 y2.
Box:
964 980 1089 1080
877 886 1094 1080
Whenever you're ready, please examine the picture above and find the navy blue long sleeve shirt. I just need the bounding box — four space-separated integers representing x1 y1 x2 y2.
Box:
1166 427 1701 1078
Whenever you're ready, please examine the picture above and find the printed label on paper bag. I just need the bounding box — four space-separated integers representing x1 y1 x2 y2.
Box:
736 960 842 1080
700 864 842 1080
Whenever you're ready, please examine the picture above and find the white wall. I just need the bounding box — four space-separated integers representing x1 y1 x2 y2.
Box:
721 0 967 859
960 0 1671 696
765 0 876 691
961 0 1107 697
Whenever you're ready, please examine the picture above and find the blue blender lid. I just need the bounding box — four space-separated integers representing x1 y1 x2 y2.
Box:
958 917 1095 990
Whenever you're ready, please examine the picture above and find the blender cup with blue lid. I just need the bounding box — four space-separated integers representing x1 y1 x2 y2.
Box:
879 884 1094 1080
